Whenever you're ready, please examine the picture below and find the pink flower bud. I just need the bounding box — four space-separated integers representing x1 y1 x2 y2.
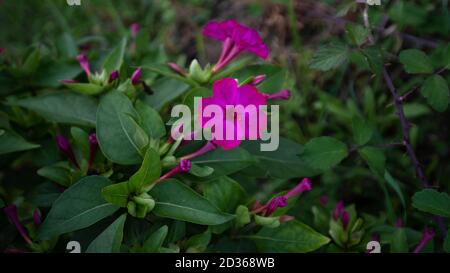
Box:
3 205 32 245
266 89 291 100
333 201 345 220
33 209 41 227
319 195 329 206
168 62 186 76
341 211 350 230
179 159 191 172
130 23 140 38
414 228 435 253
251 75 266 85
76 54 91 77
108 70 119 83
131 67 142 85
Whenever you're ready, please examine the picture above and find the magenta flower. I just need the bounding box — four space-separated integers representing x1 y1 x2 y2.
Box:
88 133 98 170
264 89 291 101
33 209 41 227
168 62 187 76
319 195 329 206
76 54 91 77
253 178 313 216
131 67 142 85
108 70 119 83
56 134 80 169
199 78 267 150
154 159 192 184
332 200 351 230
203 19 269 72
130 23 140 38
251 74 266 86
3 205 32 245
414 228 435 253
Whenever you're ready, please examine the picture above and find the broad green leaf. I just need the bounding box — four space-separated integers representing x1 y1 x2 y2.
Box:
389 2 427 27
391 228 408 253
11 92 97 127
203 176 246 213
421 75 449 112
71 127 90 159
346 24 369 46
251 220 330 253
143 225 168 252
64 82 104 95
191 147 255 179
56 33 77 59
97 91 149 165
352 115 373 145
37 163 72 187
0 130 39 155
38 176 119 239
310 43 349 71
150 179 234 225
359 146 386 178
128 147 161 192
241 138 318 179
399 49 434 74
102 38 127 74
86 214 127 253
186 230 211 253
102 182 130 208
300 137 348 172
140 78 190 111
412 189 450 217
135 100 166 140
189 164 214 177
33 62 81 88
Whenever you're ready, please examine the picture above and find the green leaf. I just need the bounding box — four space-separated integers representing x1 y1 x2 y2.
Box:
22 48 40 75
102 38 127 74
150 179 235 225
143 225 169 252
352 115 373 145
140 78 190 111
128 147 161 193
384 170 406 210
37 163 72 187
64 82 104 95
33 62 81 88
421 75 449 112
359 146 386 178
189 164 214 177
191 147 255 179
71 127 90 159
0 130 39 155
186 230 211 253
300 137 348 172
391 228 408 253
135 100 166 140
97 91 149 165
241 138 318 179
230 64 287 93
203 176 246 213
38 176 119 239
310 43 349 71
346 24 369 46
444 233 450 253
12 92 97 127
399 49 434 74
412 189 450 217
251 220 330 253
0 198 4 208
86 214 127 253
102 182 130 208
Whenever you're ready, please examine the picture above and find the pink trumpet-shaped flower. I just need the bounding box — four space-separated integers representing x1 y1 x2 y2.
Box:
253 178 313 216
251 75 266 85
131 67 142 85
3 205 32 245
56 134 80 169
33 209 41 227
203 20 269 72
76 54 91 77
130 23 140 38
154 159 191 184
199 78 267 150
264 89 291 101
108 70 119 83
414 228 435 253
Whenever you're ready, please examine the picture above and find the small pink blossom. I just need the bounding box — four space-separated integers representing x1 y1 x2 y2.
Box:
203 20 269 72
76 54 91 77
131 67 142 85
199 78 267 150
